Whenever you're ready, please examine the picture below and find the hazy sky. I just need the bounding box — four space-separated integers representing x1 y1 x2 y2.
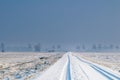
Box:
0 0 120 45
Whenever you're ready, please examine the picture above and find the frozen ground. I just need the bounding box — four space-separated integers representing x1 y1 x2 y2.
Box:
1 52 120 80
35 52 120 80
0 52 63 80
75 52 120 73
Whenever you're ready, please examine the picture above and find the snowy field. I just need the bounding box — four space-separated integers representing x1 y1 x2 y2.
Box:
0 52 63 80
1 52 120 80
35 52 120 80
74 52 120 73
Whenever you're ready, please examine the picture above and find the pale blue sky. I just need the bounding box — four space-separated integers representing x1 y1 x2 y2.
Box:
0 0 120 45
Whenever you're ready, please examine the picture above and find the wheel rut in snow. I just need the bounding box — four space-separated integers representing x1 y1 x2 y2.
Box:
75 56 120 80
34 53 120 80
66 55 71 80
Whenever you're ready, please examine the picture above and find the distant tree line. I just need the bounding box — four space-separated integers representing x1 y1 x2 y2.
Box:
76 44 120 52
29 43 62 52
0 43 120 52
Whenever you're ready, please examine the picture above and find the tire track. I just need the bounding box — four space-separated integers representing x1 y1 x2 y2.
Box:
66 55 71 80
75 56 120 80
91 64 120 80
78 64 89 80
70 55 89 80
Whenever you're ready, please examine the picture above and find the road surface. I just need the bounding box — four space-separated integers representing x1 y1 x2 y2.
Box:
34 52 120 80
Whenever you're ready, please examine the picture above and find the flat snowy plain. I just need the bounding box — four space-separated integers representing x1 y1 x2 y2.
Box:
75 52 120 73
0 52 120 80
0 52 63 80
35 52 120 80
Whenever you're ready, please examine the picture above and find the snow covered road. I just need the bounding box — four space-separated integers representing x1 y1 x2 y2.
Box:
35 52 120 80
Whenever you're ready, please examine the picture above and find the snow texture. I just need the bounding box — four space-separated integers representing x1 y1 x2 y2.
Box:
35 52 120 80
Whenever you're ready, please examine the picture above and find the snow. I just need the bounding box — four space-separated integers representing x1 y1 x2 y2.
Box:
34 54 68 80
35 52 120 80
0 52 63 80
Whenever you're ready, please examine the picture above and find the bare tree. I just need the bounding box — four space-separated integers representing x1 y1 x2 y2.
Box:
28 44 32 51
92 44 96 49
52 45 55 52
1 43 5 52
76 46 80 51
116 45 119 49
57 45 61 49
57 45 61 51
34 43 41 52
